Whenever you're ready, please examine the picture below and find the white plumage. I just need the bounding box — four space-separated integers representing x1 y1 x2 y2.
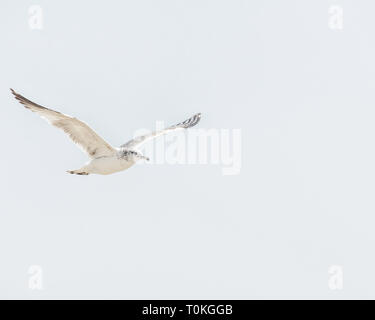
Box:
11 89 201 175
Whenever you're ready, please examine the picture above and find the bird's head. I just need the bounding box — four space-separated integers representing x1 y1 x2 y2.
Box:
126 150 149 162
136 153 150 162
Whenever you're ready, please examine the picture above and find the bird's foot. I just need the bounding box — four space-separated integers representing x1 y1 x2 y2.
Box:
67 170 89 175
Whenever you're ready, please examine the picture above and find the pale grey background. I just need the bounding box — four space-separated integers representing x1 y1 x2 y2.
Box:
0 0 374 299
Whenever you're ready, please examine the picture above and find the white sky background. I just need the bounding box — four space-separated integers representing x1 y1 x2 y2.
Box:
0 0 375 299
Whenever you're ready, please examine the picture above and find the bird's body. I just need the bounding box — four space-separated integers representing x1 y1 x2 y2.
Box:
70 148 146 175
11 89 201 175
69 153 135 175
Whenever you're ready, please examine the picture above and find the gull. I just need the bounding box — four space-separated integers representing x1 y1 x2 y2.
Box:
11 89 201 175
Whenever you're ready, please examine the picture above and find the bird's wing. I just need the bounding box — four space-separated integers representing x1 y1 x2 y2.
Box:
121 113 201 150
11 89 116 158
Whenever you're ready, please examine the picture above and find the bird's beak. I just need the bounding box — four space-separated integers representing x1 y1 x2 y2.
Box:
141 156 150 161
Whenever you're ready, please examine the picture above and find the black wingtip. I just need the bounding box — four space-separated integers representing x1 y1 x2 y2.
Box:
10 88 32 109
178 113 202 129
10 88 20 101
10 88 20 100
10 88 22 102
193 113 201 126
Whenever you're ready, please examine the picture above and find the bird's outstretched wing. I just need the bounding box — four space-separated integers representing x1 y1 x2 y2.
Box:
121 113 201 150
11 89 116 158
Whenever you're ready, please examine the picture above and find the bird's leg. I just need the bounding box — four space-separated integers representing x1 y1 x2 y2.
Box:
67 170 89 175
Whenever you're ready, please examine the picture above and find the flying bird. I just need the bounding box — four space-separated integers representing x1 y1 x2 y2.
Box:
11 89 201 175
